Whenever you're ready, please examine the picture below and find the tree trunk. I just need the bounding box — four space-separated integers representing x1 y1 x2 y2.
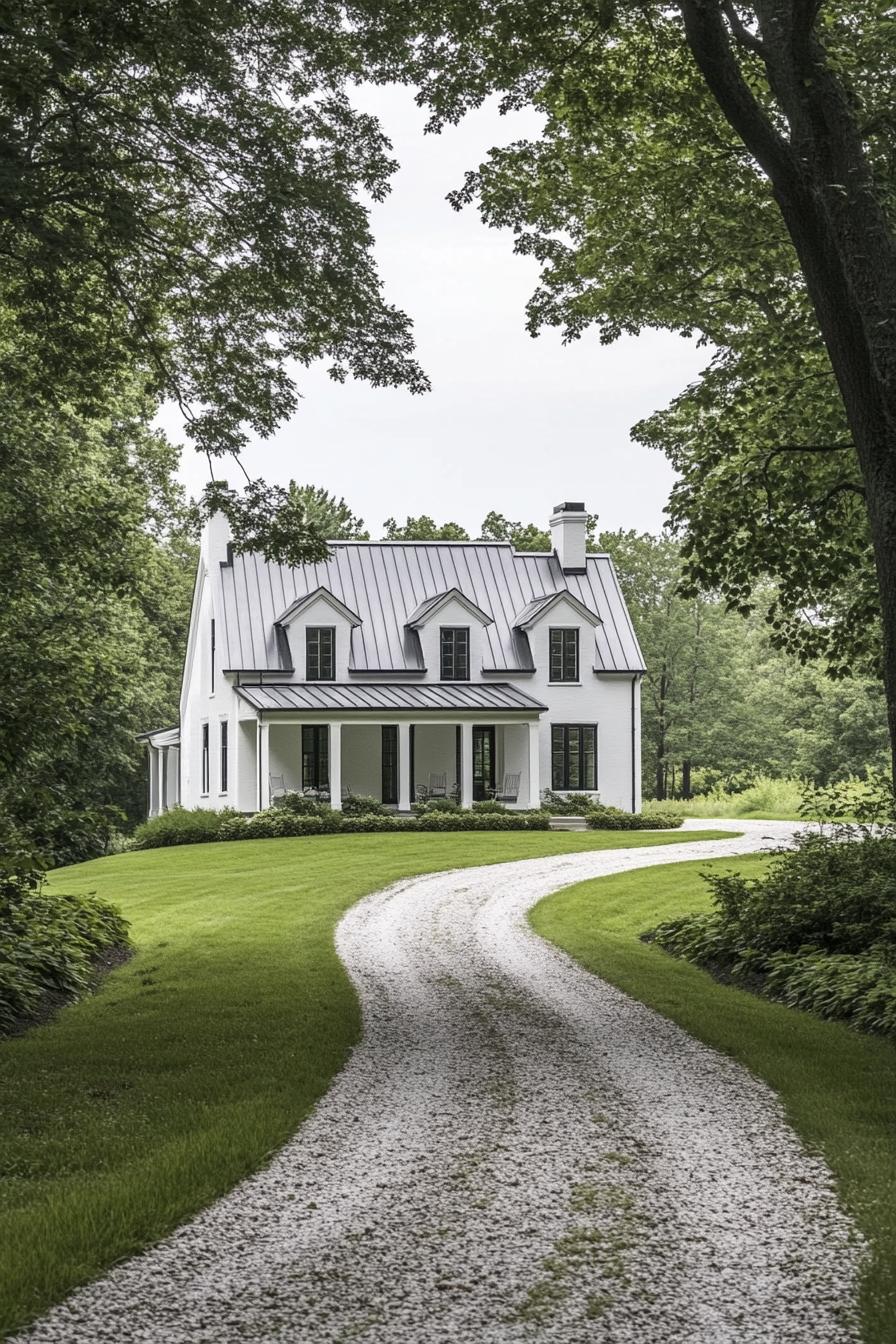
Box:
682 759 692 799
655 662 669 799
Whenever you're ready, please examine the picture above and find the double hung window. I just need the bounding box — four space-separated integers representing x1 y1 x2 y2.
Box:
549 628 579 682
440 627 470 681
306 627 335 681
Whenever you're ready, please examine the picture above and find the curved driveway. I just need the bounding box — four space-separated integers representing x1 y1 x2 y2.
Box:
18 820 862 1343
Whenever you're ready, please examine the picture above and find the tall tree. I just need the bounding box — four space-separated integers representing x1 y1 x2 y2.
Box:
1 1 428 561
0 372 196 865
354 1 896 771
382 515 471 540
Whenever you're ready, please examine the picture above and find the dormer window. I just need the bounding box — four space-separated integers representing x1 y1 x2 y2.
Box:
306 627 335 681
549 628 579 682
440 627 470 681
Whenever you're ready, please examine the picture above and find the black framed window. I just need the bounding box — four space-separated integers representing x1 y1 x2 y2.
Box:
306 627 335 681
549 628 579 682
302 725 330 790
440 627 469 681
220 720 228 793
551 724 597 790
201 722 210 793
210 618 216 692
381 726 398 804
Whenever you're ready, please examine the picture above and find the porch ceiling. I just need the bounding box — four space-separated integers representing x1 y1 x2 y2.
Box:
234 681 547 714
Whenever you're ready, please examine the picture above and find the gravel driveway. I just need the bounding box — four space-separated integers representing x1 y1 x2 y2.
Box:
17 820 862 1343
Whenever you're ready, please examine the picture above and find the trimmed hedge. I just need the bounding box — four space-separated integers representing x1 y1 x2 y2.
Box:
133 804 551 848
585 804 684 831
1 873 130 1035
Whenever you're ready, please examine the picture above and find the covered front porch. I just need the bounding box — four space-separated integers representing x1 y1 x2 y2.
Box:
233 681 545 813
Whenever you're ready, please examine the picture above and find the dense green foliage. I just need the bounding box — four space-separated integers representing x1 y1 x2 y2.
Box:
132 803 552 848
0 872 129 1035
585 805 683 831
0 829 723 1335
606 530 889 798
651 833 896 1038
0 374 196 866
531 853 896 1342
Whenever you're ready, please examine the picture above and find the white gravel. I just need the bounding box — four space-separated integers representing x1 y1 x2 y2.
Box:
16 820 864 1343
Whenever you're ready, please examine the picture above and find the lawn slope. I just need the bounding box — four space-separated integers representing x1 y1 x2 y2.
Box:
0 828 728 1337
530 853 896 1344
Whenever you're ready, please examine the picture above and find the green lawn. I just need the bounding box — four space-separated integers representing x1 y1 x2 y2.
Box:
530 854 896 1344
0 827 730 1338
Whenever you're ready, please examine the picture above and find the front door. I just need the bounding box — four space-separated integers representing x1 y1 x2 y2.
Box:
472 726 496 801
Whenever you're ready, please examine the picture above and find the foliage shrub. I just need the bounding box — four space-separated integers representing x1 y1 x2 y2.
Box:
134 804 551 845
340 794 387 816
411 796 460 815
0 871 130 1035
414 809 549 832
471 799 507 813
132 806 243 848
541 790 597 815
272 792 331 817
586 804 684 831
649 832 896 1037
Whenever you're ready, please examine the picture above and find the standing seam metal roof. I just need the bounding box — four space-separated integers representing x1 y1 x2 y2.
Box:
217 543 645 674
234 682 548 713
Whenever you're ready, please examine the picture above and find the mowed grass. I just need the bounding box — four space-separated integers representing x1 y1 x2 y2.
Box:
0 827 731 1337
530 853 896 1344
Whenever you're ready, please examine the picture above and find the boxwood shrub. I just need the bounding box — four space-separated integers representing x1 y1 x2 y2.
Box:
133 805 552 847
585 804 684 831
1 872 131 1035
132 806 244 848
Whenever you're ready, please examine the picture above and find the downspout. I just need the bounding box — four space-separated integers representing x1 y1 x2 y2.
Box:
631 674 638 814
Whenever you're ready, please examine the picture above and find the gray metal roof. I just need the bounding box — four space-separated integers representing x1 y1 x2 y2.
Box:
217 543 645 674
235 682 548 714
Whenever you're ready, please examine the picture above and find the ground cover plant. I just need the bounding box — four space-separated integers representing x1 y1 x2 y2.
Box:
650 832 896 1039
531 855 896 1343
0 872 130 1036
0 826 733 1336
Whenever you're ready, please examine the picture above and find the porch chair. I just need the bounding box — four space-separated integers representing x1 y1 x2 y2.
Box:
491 772 521 804
269 773 288 799
428 772 448 797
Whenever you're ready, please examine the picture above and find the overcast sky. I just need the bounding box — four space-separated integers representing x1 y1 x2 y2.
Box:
166 85 708 539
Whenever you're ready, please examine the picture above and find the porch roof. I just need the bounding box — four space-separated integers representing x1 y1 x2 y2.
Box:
234 681 547 714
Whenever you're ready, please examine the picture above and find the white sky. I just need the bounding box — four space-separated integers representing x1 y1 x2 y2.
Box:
166 85 708 538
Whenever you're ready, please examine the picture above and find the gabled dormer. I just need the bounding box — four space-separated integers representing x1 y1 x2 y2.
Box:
406 588 494 683
275 587 362 681
513 591 602 686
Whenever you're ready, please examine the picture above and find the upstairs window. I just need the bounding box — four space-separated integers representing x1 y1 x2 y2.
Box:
440 627 470 680
549 628 579 682
306 627 335 681
201 722 210 794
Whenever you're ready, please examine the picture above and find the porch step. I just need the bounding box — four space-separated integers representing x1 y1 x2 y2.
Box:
548 815 589 832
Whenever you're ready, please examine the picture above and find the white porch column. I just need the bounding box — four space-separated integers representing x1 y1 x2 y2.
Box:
460 721 474 809
148 747 160 817
398 721 411 812
329 721 343 810
527 720 541 809
161 747 169 812
257 718 270 812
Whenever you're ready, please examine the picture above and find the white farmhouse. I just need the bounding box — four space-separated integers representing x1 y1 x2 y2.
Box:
142 502 645 816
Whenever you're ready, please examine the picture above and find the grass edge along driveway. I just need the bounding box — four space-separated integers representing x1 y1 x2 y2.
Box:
530 853 896 1344
0 828 731 1338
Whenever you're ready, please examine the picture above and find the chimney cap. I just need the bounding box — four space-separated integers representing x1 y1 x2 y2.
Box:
552 501 585 514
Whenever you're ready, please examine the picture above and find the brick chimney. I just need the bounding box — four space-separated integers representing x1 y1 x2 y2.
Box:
550 502 587 573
